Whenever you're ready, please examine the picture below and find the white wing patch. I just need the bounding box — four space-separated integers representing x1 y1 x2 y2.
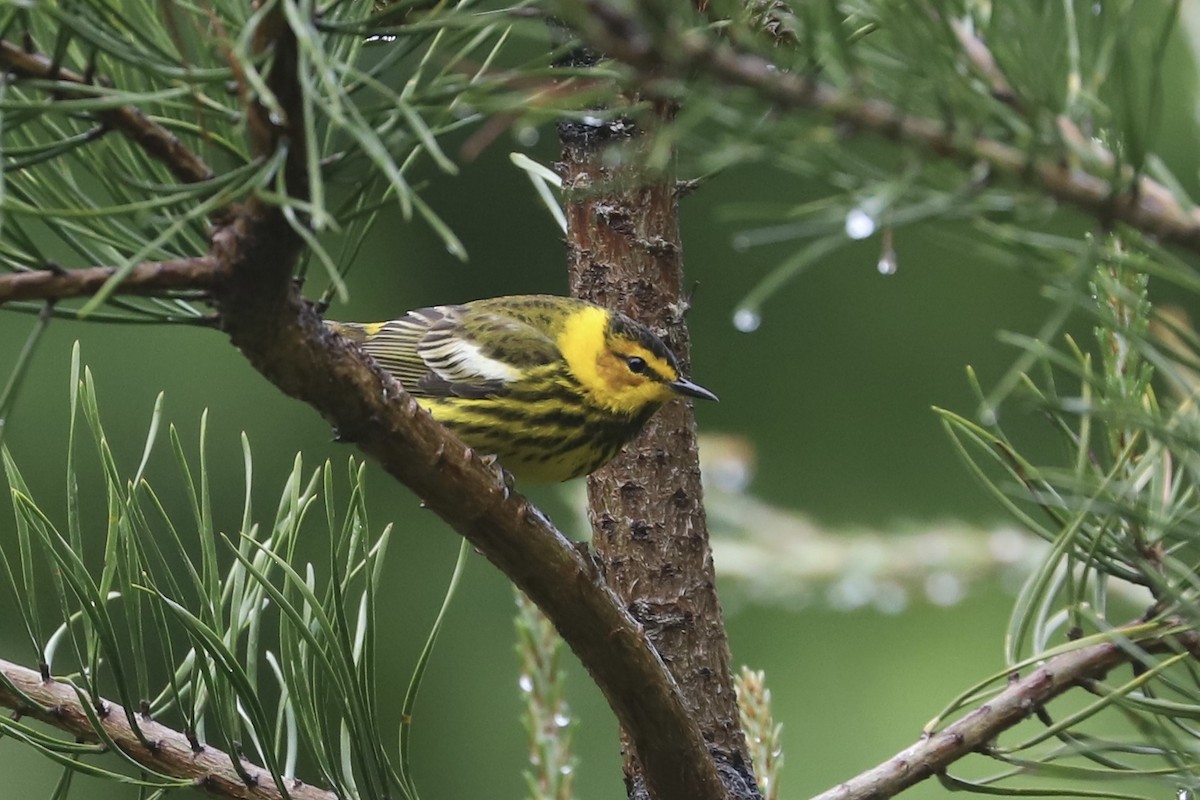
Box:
423 338 523 384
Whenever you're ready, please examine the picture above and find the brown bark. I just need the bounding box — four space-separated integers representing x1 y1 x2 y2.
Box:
0 657 336 800
560 119 758 800
0 258 218 305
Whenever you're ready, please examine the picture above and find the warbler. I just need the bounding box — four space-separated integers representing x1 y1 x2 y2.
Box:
328 294 717 482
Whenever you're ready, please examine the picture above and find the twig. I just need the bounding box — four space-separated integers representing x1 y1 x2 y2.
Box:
564 1 1200 253
943 17 1018 109
0 39 213 185
810 624 1200 800
942 15 1187 230
0 656 336 800
0 258 218 305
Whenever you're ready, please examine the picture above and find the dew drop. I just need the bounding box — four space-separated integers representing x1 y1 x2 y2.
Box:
925 572 965 607
518 674 533 693
988 527 1030 564
732 308 761 332
844 207 876 240
877 251 898 275
516 126 540 147
872 582 908 615
978 405 998 426
828 573 874 610
554 713 571 728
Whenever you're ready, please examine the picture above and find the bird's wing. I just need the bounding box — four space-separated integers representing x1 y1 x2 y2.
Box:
416 307 560 398
329 305 559 399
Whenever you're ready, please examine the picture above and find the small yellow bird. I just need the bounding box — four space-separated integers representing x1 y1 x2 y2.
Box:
328 294 717 482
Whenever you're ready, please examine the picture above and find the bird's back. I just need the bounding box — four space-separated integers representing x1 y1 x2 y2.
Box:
327 295 655 481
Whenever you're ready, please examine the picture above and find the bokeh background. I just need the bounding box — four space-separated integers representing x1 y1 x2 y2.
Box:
2 18 1198 799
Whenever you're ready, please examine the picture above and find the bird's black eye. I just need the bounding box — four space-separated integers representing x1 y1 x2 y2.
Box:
626 356 648 374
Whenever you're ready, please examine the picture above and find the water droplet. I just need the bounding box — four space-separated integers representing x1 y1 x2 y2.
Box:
988 527 1030 564
554 713 571 728
844 208 876 240
733 308 761 332
979 405 997 426
925 572 965 607
518 674 533 693
559 764 574 776
877 251 897 275
516 126 539 146
872 582 908 615
828 574 874 610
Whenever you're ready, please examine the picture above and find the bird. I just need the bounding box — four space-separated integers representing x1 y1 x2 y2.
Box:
327 294 718 482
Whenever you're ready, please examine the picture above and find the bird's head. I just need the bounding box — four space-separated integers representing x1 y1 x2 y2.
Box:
557 305 718 416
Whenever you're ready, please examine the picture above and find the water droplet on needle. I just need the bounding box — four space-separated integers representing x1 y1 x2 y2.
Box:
733 308 762 332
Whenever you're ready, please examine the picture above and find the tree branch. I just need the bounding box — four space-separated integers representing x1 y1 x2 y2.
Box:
0 39 214 185
562 1 1200 253
811 623 1199 800
0 258 218 305
207 9 722 800
0 657 336 800
0 8 719 800
561 120 754 799
211 237 725 800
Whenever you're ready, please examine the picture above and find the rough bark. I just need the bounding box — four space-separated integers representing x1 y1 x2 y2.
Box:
0 657 335 800
560 119 758 800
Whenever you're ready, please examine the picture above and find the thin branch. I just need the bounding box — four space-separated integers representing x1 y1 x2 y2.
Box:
0 39 213 185
0 258 218 305
943 17 1019 109
943 15 1186 225
0 657 336 800
810 623 1200 800
564 1 1200 253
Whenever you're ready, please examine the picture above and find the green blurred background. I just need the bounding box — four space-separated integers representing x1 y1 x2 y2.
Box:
3 37 1196 796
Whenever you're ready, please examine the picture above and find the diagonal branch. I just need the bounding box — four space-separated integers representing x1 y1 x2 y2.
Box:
563 1 1200 253
811 622 1200 800
0 258 218 305
0 7 719 799
210 239 725 800
208 8 723 800
0 656 336 800
0 39 213 185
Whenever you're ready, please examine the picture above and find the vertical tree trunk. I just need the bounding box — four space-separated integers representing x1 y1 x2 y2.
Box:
560 118 760 800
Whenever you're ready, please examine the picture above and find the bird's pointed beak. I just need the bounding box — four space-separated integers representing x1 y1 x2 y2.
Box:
669 377 719 402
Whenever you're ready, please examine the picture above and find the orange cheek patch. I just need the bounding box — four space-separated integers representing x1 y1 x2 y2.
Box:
596 350 641 390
